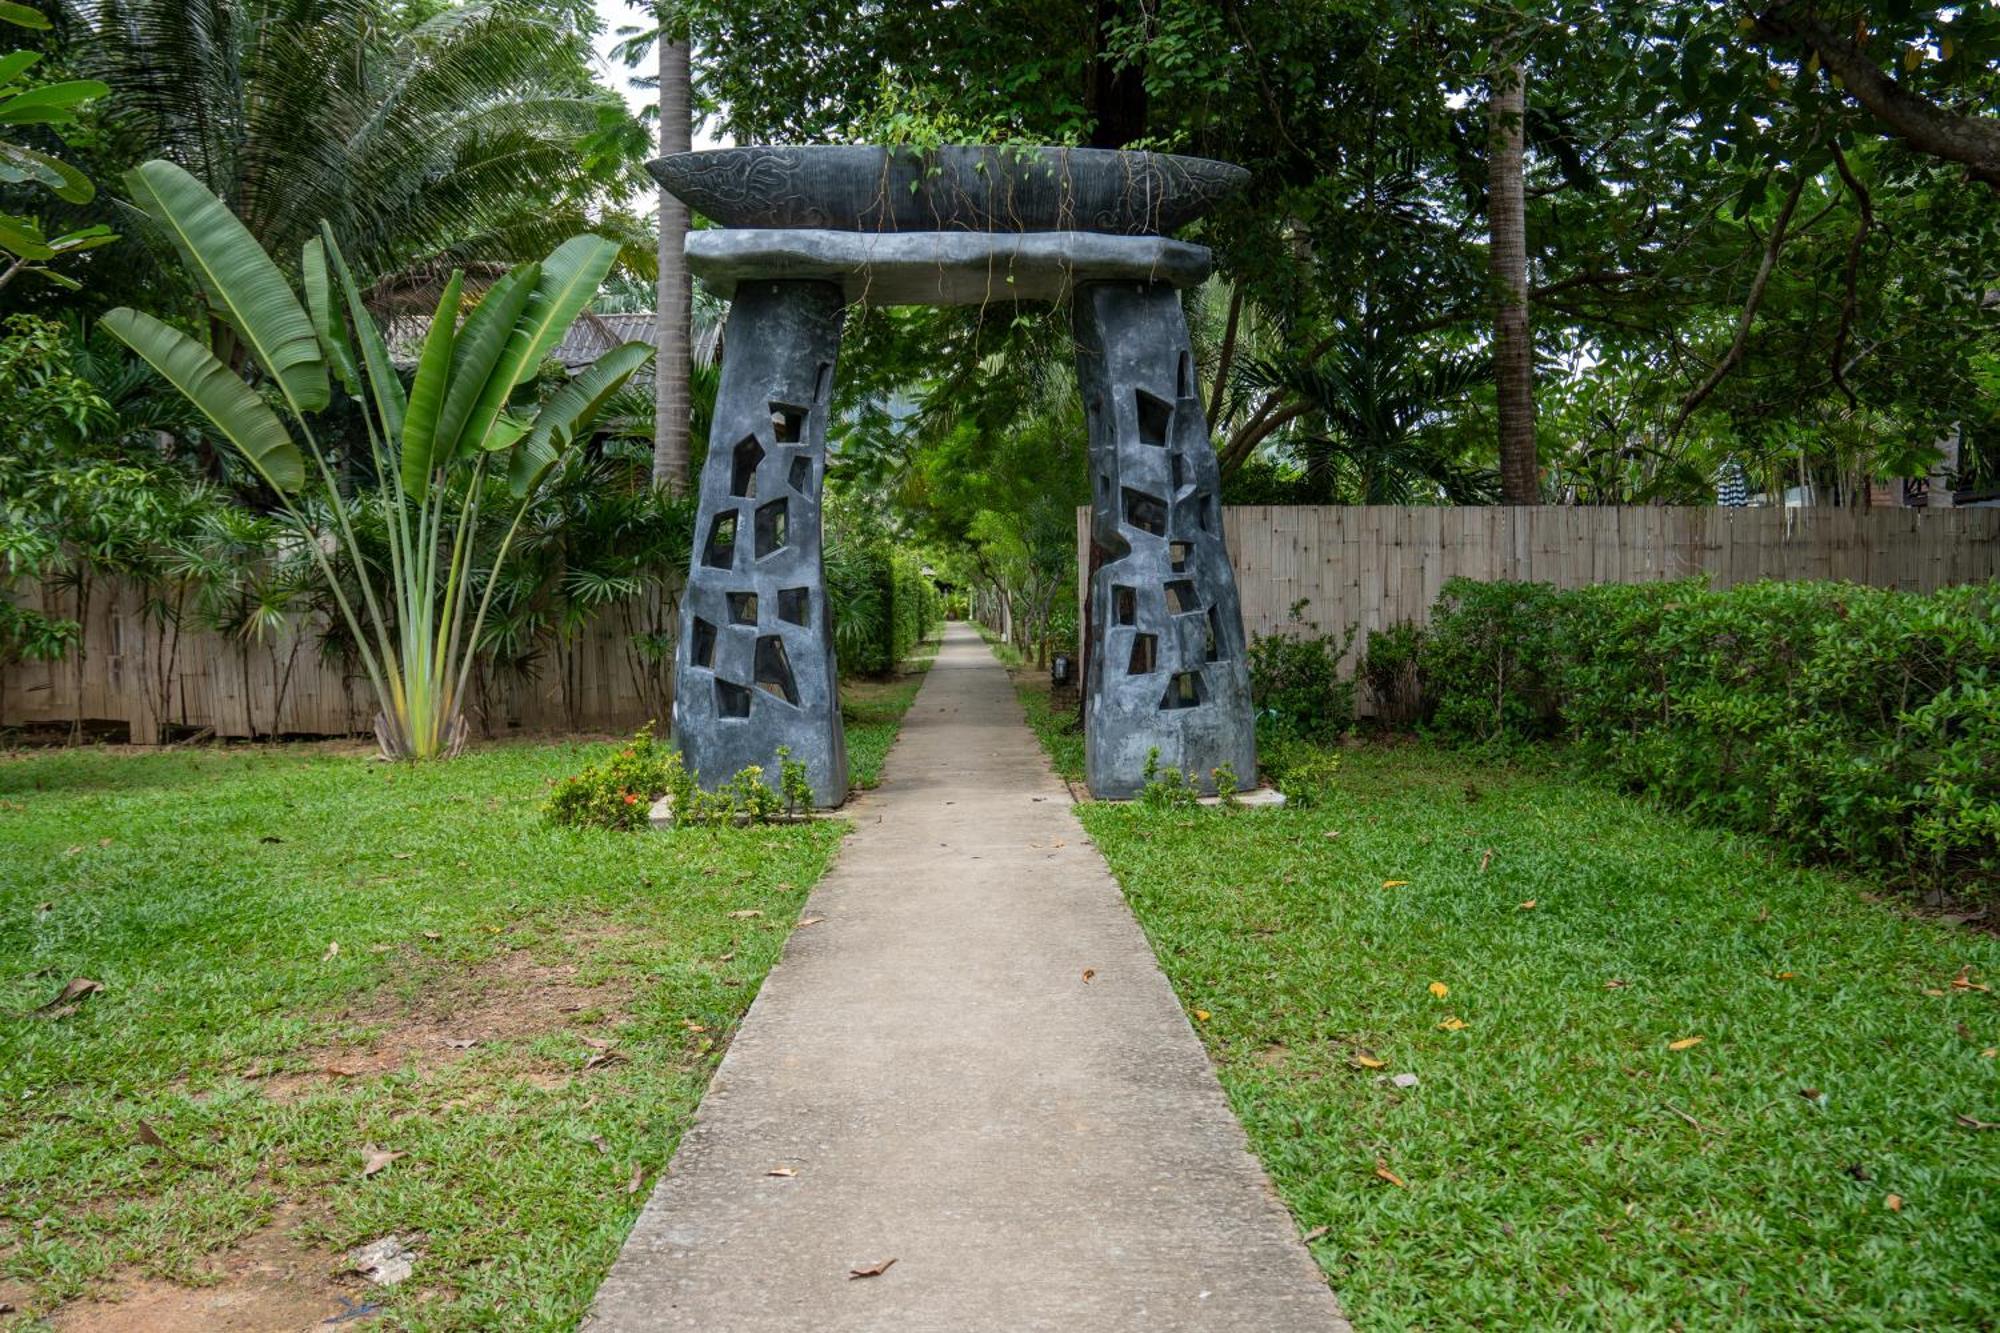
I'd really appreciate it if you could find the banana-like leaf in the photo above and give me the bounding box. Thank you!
[449,236,617,474]
[0,51,39,83]
[302,238,357,395]
[126,160,328,413]
[432,263,534,462]
[509,340,654,496]
[0,2,52,29]
[320,224,405,443]
[0,142,92,202]
[400,270,463,501]
[100,308,305,493]
[0,78,107,124]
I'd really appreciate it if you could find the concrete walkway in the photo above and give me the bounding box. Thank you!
[588,624,1348,1331]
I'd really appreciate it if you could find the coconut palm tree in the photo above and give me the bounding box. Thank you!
[66,0,651,300]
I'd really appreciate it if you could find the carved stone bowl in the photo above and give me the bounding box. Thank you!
[647,145,1248,236]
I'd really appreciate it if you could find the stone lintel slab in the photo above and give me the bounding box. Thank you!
[686,229,1212,307]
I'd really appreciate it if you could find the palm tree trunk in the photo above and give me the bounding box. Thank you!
[1488,58,1537,505]
[652,21,692,493]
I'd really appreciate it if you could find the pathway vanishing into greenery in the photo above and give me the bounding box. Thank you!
[591,624,1345,1330]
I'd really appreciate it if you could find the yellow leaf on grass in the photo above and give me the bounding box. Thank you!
[1374,1159,1406,1188]
[1352,1053,1387,1070]
[1382,880,1410,889]
[1428,981,1450,999]
[1193,1010,1211,1022]
[1437,1016,1466,1031]
[1667,1036,1703,1051]
[1885,1193,1903,1212]
[1980,1048,1997,1059]
[1518,899,1537,910]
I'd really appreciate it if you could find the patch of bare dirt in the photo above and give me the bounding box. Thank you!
[256,929,632,1100]
[39,1204,377,1332]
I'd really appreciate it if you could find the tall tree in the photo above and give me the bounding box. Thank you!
[652,8,691,493]
[1489,54,1537,504]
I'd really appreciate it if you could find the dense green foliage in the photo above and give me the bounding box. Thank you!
[1248,606,1358,744]
[1417,576,2000,884]
[825,536,943,677]
[1077,742,2000,1330]
[542,724,680,831]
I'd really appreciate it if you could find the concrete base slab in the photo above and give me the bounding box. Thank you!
[589,624,1346,1331]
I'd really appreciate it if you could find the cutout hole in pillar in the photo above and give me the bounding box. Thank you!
[1112,584,1136,625]
[777,586,811,626]
[1122,487,1167,538]
[691,617,717,668]
[730,436,764,497]
[1159,670,1206,710]
[1127,633,1157,675]
[727,591,757,625]
[1194,493,1214,533]
[1178,351,1193,398]
[754,635,800,706]
[1205,606,1225,662]
[755,498,789,559]
[716,678,752,719]
[703,512,738,569]
[814,363,832,402]
[1169,541,1192,573]
[1135,389,1172,447]
[1170,451,1185,491]
[1165,579,1198,615]
[788,454,813,493]
[770,403,806,444]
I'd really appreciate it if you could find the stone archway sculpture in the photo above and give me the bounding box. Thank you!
[648,145,1256,804]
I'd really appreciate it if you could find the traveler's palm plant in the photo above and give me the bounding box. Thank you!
[102,160,652,758]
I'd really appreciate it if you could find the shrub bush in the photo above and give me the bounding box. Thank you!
[1359,620,1426,728]
[1418,576,2000,885]
[543,724,678,831]
[1259,735,1342,808]
[1248,601,1356,743]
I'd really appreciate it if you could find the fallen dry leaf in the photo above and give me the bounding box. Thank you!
[442,1038,477,1050]
[582,1050,627,1072]
[1193,1009,1212,1022]
[392,852,414,860]
[1428,981,1450,999]
[1301,1225,1329,1242]
[1799,1087,1823,1101]
[422,931,442,941]
[1437,1016,1466,1031]
[1373,1159,1406,1188]
[1950,970,1990,993]
[797,916,826,928]
[321,941,340,962]
[1982,1048,1998,1060]
[1885,1193,1903,1212]
[1604,979,1628,989]
[1667,1036,1704,1051]
[767,1166,798,1177]
[1081,968,1095,984]
[360,1144,404,1178]
[1382,879,1410,889]
[578,1035,615,1051]
[626,1163,645,1194]
[1322,830,1341,840]
[37,977,103,1012]
[1775,971,1798,980]
[1518,899,1537,911]
[135,1120,174,1153]
[849,1258,897,1279]
[1478,849,1494,873]
[728,910,763,920]
[1923,988,1946,997]
[1955,1114,1998,1131]
[1351,1053,1387,1070]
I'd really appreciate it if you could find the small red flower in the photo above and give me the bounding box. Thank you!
[623,792,639,805]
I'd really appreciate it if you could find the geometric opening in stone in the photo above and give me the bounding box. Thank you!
[755,497,789,559]
[1205,605,1225,662]
[788,454,813,493]
[1170,451,1185,492]
[1169,541,1192,573]
[754,634,800,706]
[770,402,806,444]
[1122,487,1167,538]
[730,435,764,497]
[1195,493,1214,533]
[1165,579,1198,615]
[1159,670,1205,710]
[716,677,752,719]
[814,363,832,403]
[691,616,717,668]
[703,511,738,569]
[1135,388,1171,447]
[1112,584,1136,626]
[1178,351,1193,398]
[1127,632,1157,675]
[777,586,811,627]
[727,591,758,625]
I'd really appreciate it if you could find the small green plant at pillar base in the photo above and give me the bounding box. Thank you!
[777,746,814,815]
[1211,763,1240,806]
[543,724,679,831]
[1140,747,1202,809]
[1260,738,1342,809]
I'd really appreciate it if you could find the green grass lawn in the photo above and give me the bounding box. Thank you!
[1008,672,1999,1329]
[842,637,938,790]
[0,662,929,1330]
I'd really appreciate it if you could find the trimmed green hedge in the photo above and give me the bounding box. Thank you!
[826,542,941,676]
[1411,576,2000,884]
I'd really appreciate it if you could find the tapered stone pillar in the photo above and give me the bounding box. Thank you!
[1074,281,1256,798]
[673,280,848,806]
